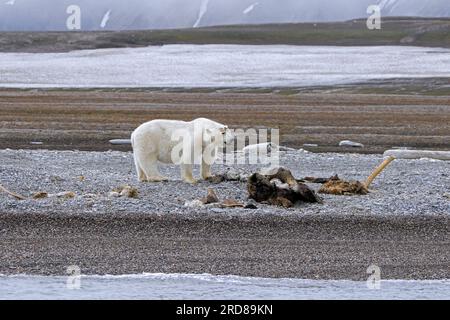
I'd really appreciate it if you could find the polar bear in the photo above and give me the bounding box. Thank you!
[131,118,233,183]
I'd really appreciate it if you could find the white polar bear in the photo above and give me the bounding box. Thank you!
[131,118,233,183]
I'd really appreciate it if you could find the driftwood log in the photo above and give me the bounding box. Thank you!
[0,184,27,200]
[247,167,321,207]
[384,150,450,161]
[109,139,132,145]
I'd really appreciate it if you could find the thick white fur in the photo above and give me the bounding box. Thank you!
[131,118,232,183]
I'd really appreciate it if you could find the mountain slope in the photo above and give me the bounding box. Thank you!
[0,0,449,31]
[379,0,450,17]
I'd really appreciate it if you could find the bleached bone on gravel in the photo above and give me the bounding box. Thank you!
[384,150,450,161]
[109,139,132,145]
[339,140,364,148]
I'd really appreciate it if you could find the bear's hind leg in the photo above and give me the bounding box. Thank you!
[138,153,168,182]
[133,154,147,182]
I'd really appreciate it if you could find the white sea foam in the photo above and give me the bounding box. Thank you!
[0,273,449,300]
[0,45,449,88]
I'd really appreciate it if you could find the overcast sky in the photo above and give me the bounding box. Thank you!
[1,0,449,31]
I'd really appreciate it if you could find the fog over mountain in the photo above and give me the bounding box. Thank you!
[1,0,449,31]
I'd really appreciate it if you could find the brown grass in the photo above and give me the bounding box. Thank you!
[0,89,449,153]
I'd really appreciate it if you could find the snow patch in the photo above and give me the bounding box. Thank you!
[193,0,209,28]
[243,2,259,15]
[100,10,111,29]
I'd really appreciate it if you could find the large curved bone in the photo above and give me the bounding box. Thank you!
[0,184,27,200]
[365,156,395,189]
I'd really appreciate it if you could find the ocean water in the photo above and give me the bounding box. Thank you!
[0,273,448,300]
[0,45,449,88]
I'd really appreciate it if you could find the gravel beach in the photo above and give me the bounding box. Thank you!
[0,149,448,279]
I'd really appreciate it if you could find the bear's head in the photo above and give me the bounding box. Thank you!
[204,125,234,147]
[194,118,234,147]
[218,125,235,145]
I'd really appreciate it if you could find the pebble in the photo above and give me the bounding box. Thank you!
[339,140,364,148]
[184,200,204,208]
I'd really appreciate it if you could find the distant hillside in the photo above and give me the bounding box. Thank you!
[0,18,449,53]
[0,0,449,31]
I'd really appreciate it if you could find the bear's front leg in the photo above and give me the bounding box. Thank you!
[201,159,212,180]
[181,163,197,184]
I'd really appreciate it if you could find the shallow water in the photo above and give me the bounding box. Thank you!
[0,45,449,88]
[0,273,448,300]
